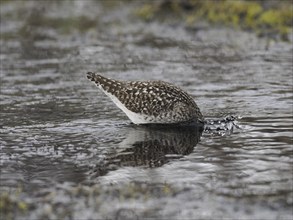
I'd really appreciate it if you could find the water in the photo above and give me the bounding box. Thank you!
[0,1,292,219]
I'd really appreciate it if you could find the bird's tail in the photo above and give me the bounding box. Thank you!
[86,72,123,93]
[86,72,102,84]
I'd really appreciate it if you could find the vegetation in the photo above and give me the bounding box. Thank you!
[135,0,293,41]
[0,182,175,219]
[0,189,29,220]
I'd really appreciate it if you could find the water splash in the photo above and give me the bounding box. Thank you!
[204,115,242,135]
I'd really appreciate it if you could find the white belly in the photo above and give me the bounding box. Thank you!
[101,87,151,124]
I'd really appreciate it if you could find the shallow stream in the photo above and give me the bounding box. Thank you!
[0,1,292,219]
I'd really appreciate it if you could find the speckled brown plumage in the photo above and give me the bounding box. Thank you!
[86,72,204,124]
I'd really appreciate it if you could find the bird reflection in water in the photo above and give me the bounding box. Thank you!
[91,124,203,178]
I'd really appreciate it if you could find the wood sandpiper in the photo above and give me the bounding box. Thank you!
[86,72,204,125]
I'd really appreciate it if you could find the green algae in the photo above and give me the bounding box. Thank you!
[136,4,158,21]
[0,191,29,220]
[0,182,176,220]
[135,0,293,41]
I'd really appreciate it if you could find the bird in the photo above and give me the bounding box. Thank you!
[86,72,204,125]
